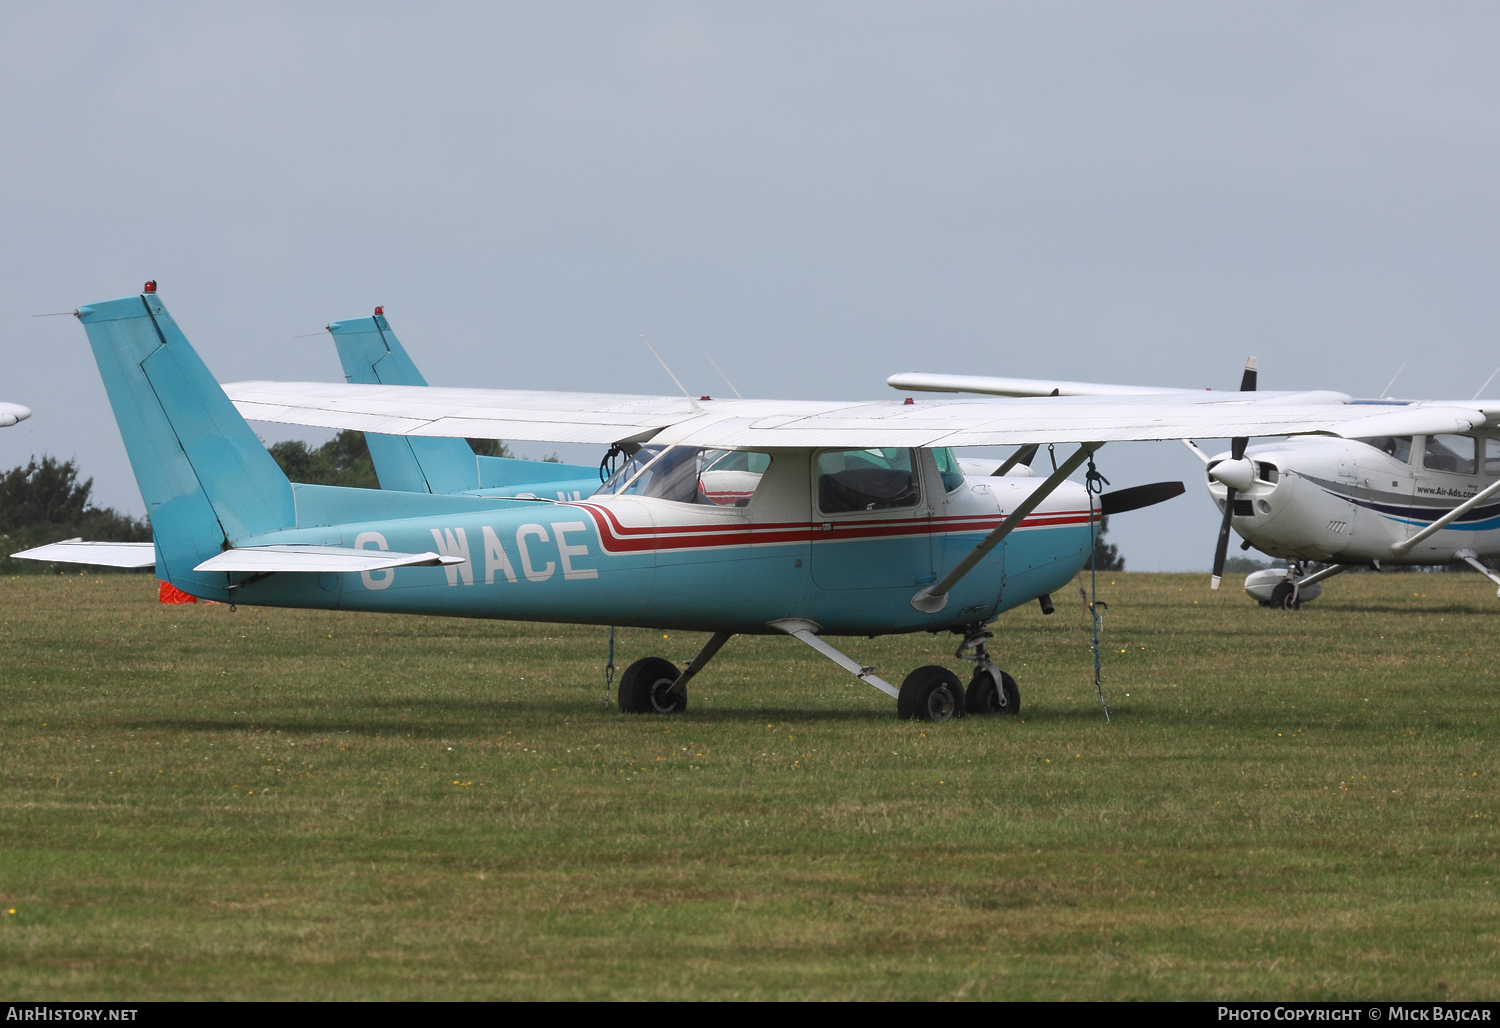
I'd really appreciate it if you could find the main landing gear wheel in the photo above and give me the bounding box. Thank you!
[897,665,966,722]
[965,667,1020,716]
[1270,581,1300,610]
[617,656,687,714]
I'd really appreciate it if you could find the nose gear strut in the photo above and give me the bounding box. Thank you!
[954,624,1018,715]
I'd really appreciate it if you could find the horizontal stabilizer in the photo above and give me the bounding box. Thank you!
[11,539,156,568]
[193,545,463,574]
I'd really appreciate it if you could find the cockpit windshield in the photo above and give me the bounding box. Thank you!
[1354,436,1412,463]
[593,446,772,506]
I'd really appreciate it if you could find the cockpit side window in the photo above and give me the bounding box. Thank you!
[1354,436,1412,463]
[817,448,921,514]
[1423,434,1477,476]
[593,445,771,506]
[1486,438,1500,478]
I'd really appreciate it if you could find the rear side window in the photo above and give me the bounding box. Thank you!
[817,448,921,514]
[1423,435,1476,476]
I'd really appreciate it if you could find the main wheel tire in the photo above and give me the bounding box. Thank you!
[965,668,1021,716]
[618,656,687,714]
[897,665,966,722]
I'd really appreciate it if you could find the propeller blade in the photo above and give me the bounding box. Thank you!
[1210,436,1250,589]
[991,443,1040,476]
[1211,357,1256,587]
[1240,356,1257,392]
[1211,486,1237,589]
[1100,481,1186,516]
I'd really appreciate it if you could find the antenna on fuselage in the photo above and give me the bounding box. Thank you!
[641,336,701,411]
[1473,365,1500,401]
[1380,362,1406,399]
[707,355,744,399]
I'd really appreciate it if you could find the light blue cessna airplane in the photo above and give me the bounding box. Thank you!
[22,285,1491,720]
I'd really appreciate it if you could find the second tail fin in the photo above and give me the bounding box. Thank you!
[329,314,481,493]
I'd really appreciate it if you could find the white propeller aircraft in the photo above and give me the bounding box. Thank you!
[15,284,1496,721]
[889,363,1500,608]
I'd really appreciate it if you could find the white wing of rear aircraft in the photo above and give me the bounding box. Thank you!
[222,380,1488,448]
[885,372,1199,397]
[0,402,32,427]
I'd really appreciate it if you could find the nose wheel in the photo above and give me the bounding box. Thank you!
[965,666,1020,715]
[953,625,1021,716]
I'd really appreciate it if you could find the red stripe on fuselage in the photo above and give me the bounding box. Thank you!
[564,502,1096,555]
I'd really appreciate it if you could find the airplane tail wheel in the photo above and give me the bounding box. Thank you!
[897,665,966,722]
[1270,581,1300,610]
[966,668,1021,716]
[618,656,687,714]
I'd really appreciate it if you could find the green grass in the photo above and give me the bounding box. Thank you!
[0,570,1496,1000]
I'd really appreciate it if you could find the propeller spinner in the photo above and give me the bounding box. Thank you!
[1209,356,1257,589]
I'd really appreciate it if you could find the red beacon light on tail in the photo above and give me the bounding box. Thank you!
[374,306,383,315]
[143,281,157,294]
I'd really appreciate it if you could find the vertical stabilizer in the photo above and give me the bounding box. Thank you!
[76,292,296,593]
[329,314,480,493]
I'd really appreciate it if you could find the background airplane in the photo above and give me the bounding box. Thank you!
[0,402,31,427]
[18,287,1492,721]
[889,365,1500,607]
[325,307,600,501]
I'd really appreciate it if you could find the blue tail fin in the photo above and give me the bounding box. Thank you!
[329,314,480,493]
[77,292,295,593]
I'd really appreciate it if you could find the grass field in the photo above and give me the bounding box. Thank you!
[0,570,1496,1000]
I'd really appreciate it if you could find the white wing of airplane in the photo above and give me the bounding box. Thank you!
[885,372,1200,397]
[222,380,1488,448]
[0,402,32,427]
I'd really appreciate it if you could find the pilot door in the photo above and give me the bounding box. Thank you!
[1411,433,1486,549]
[809,447,935,590]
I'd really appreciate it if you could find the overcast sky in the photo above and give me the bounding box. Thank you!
[4,2,1498,570]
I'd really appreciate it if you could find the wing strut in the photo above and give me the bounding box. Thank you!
[912,442,1103,614]
[1389,478,1500,557]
